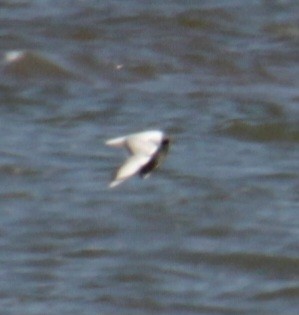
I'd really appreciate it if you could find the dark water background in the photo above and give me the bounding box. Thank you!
[0,1,299,314]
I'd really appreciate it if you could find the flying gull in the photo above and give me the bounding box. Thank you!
[105,130,170,188]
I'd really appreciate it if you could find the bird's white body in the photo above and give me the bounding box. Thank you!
[105,130,169,188]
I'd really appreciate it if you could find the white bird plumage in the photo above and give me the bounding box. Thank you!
[105,130,170,188]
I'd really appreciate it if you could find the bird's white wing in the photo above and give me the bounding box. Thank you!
[126,131,163,155]
[130,130,163,140]
[109,154,151,188]
[105,136,127,148]
[126,138,159,156]
[106,130,163,154]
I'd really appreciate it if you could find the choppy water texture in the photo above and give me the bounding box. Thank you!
[0,1,299,314]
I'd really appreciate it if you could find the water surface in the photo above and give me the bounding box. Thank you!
[0,1,298,314]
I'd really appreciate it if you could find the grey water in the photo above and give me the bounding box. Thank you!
[0,1,299,314]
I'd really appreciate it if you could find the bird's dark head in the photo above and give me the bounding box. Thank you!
[162,137,170,146]
[160,136,170,155]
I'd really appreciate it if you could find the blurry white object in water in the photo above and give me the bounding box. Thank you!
[105,130,170,188]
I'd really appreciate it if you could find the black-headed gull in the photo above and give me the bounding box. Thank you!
[105,130,170,188]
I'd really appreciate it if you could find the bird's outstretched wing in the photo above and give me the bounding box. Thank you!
[105,136,127,148]
[106,130,163,156]
[109,154,151,188]
[125,138,159,156]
